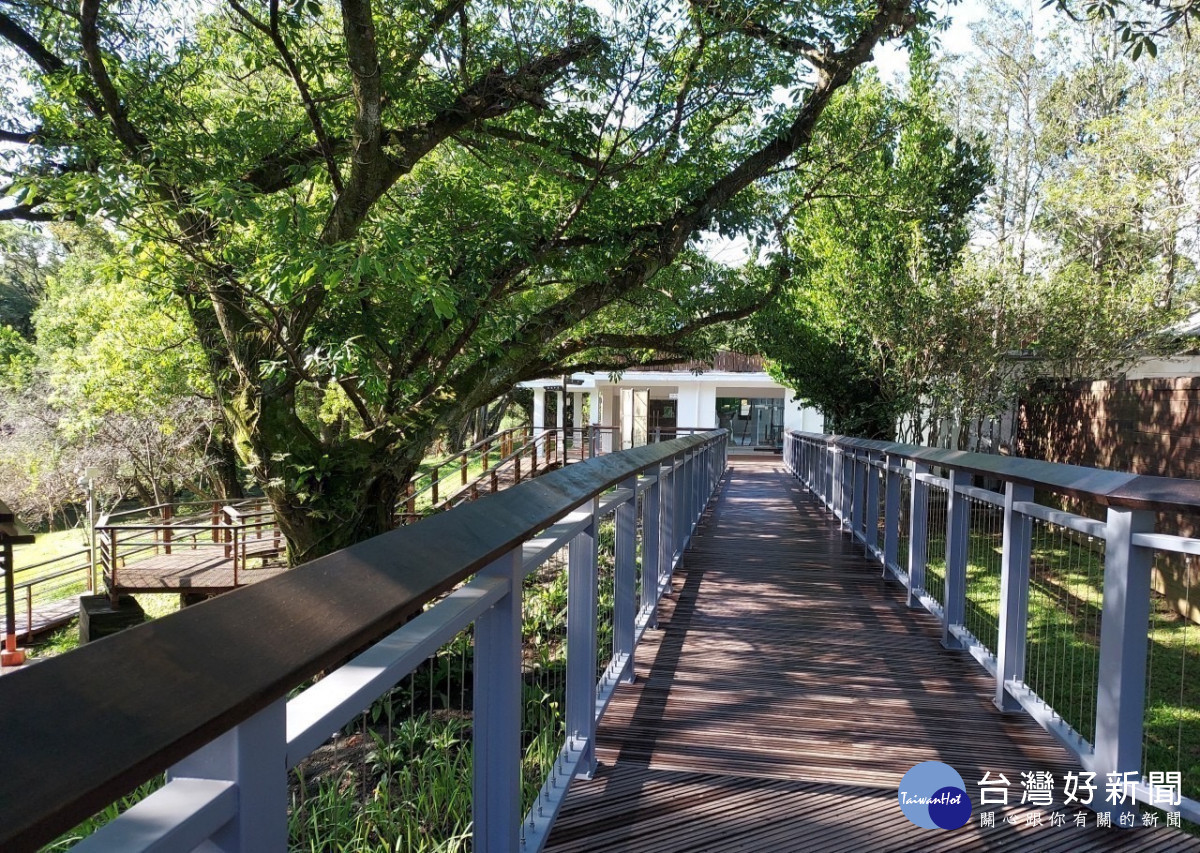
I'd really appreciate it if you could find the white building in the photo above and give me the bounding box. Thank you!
[520,354,823,453]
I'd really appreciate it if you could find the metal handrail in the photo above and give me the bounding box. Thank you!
[0,431,728,851]
[784,429,1200,824]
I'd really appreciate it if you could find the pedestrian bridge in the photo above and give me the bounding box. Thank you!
[0,431,1197,851]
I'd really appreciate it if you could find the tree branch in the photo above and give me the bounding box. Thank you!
[689,0,830,67]
[490,0,915,386]
[324,0,386,243]
[0,11,105,117]
[0,11,67,73]
[0,203,64,222]
[476,124,608,172]
[556,296,773,361]
[394,0,467,86]
[79,0,149,153]
[0,127,42,145]
[226,0,345,193]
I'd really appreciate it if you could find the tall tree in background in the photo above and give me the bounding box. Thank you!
[939,4,1196,415]
[0,223,60,336]
[0,227,241,526]
[1,0,924,560]
[754,49,990,438]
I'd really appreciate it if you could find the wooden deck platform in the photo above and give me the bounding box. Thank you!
[111,552,286,594]
[1,595,81,642]
[544,458,1200,852]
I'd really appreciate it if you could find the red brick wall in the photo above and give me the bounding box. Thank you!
[1018,376,1200,478]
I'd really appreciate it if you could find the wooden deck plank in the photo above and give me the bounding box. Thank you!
[111,552,287,593]
[544,458,1200,852]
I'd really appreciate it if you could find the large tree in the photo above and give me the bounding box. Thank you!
[1,0,923,560]
[753,49,991,438]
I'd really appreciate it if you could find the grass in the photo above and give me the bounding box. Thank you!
[27,593,181,661]
[11,529,91,585]
[919,507,1200,810]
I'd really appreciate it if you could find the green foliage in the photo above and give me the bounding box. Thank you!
[0,223,60,337]
[1044,0,1200,59]
[759,8,1198,444]
[0,226,235,524]
[755,53,991,437]
[1,0,925,559]
[31,228,211,435]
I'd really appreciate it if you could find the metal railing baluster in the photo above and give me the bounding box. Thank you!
[942,469,971,650]
[996,481,1034,712]
[474,549,523,853]
[614,475,637,684]
[566,498,599,780]
[1094,506,1155,824]
[907,462,929,609]
[166,698,288,852]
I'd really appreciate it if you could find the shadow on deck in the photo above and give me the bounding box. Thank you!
[544,458,1200,852]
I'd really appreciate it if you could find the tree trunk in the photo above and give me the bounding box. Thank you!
[269,465,411,565]
[209,433,245,502]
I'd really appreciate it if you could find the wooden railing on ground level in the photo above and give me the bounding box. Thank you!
[785,430,1200,824]
[0,548,91,639]
[0,431,728,852]
[97,499,281,601]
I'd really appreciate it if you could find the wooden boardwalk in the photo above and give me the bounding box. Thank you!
[1,595,81,641]
[112,552,286,593]
[544,458,1200,852]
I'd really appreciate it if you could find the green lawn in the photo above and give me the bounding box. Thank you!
[11,529,91,584]
[920,513,1199,806]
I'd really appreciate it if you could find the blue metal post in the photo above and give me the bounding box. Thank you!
[566,499,599,778]
[883,459,901,577]
[168,699,287,852]
[865,453,880,555]
[839,448,852,527]
[674,453,687,560]
[995,482,1033,711]
[1095,507,1155,824]
[907,462,930,608]
[942,469,971,650]
[614,476,637,683]
[642,465,661,630]
[850,451,865,543]
[473,549,522,853]
[661,456,675,576]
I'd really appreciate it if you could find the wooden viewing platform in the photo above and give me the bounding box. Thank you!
[544,458,1200,852]
[99,501,285,600]
[108,553,287,594]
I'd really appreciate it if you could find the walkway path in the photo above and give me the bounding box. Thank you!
[544,458,1199,852]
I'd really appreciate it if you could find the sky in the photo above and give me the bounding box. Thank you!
[701,0,1005,267]
[876,0,990,81]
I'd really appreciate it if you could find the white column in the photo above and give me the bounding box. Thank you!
[600,389,617,453]
[697,382,717,428]
[555,390,564,431]
[675,385,701,429]
[571,392,583,430]
[533,388,546,431]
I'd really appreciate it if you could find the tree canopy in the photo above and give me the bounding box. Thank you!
[756,4,1199,446]
[2,0,925,558]
[753,49,991,438]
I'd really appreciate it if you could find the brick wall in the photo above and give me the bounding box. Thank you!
[1017,376,1200,622]
[1018,376,1200,477]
